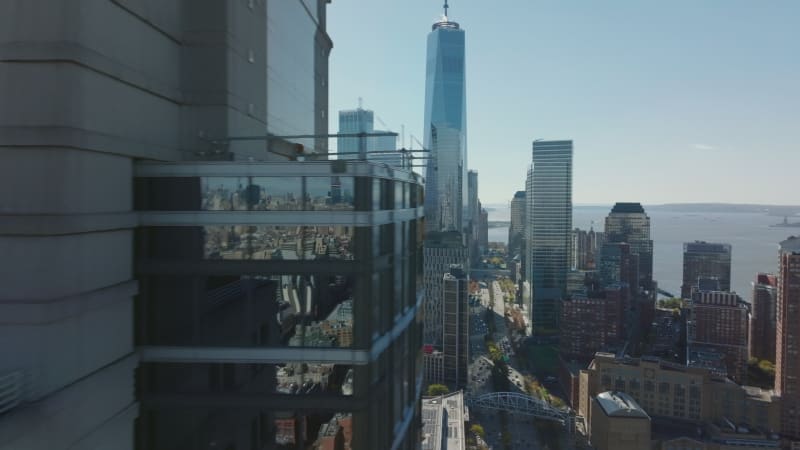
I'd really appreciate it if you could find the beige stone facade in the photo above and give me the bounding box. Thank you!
[579,353,779,433]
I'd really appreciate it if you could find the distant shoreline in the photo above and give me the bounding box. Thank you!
[483,202,800,216]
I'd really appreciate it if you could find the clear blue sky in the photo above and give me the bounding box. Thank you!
[327,1,799,205]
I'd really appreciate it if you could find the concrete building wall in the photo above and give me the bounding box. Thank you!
[0,1,306,448]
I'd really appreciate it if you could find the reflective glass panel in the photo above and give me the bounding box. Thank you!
[250,177,303,210]
[203,225,354,261]
[201,177,250,210]
[141,273,357,348]
[307,177,355,211]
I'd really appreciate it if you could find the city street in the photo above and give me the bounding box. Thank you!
[466,279,566,449]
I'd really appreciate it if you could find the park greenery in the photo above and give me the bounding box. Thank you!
[485,338,511,391]
[658,297,684,310]
[469,424,485,439]
[426,384,449,396]
[498,277,517,302]
[748,358,776,388]
[524,376,565,408]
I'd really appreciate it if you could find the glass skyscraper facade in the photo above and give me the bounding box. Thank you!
[681,241,732,299]
[135,160,425,450]
[525,140,573,334]
[423,15,467,233]
[604,203,654,293]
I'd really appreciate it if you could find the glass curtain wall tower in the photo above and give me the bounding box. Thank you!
[423,11,467,233]
[525,140,573,334]
[604,203,654,293]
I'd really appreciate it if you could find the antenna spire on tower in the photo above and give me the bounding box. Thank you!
[443,0,449,17]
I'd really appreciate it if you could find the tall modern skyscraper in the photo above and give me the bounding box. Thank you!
[604,203,654,292]
[467,170,480,263]
[776,236,800,440]
[423,6,467,233]
[749,273,778,362]
[681,241,732,299]
[525,140,573,334]
[509,190,526,254]
[337,106,402,168]
[442,266,469,388]
[572,227,605,270]
[423,232,468,345]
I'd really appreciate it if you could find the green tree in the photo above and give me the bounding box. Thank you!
[501,431,512,448]
[469,424,486,439]
[427,384,449,396]
[658,298,684,310]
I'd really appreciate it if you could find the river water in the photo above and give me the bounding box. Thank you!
[486,204,793,301]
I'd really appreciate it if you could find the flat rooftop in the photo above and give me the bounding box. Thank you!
[595,391,649,419]
[421,390,468,450]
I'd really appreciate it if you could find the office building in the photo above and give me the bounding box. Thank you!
[467,171,479,229]
[135,160,424,450]
[479,207,489,252]
[749,273,778,362]
[421,391,468,450]
[423,349,445,386]
[560,288,622,361]
[442,266,469,388]
[776,236,800,440]
[687,291,749,383]
[525,140,573,334]
[681,241,732,299]
[509,190,526,254]
[422,8,467,233]
[599,242,635,311]
[467,170,480,263]
[588,391,651,450]
[423,232,468,345]
[579,353,780,433]
[572,227,605,270]
[337,107,403,168]
[0,2,425,449]
[0,1,322,448]
[604,203,654,292]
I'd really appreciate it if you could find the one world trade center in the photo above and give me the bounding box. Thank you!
[423,2,467,233]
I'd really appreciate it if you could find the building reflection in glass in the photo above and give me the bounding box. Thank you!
[200,177,355,211]
[203,225,354,261]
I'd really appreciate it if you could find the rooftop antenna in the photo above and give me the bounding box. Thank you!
[358,97,363,110]
[443,0,449,17]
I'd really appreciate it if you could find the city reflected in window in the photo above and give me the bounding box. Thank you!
[203,225,354,261]
[200,176,355,211]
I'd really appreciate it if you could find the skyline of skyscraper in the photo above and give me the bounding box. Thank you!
[525,140,573,334]
[423,10,468,233]
[3,2,796,449]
